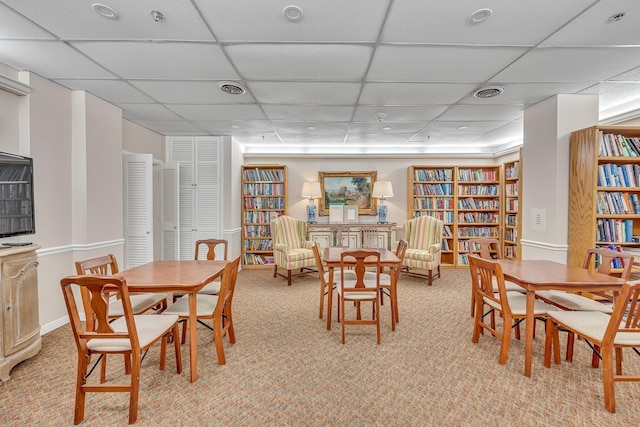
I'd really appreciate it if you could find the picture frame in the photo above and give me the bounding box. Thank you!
[344,205,358,223]
[318,171,377,216]
[329,204,344,224]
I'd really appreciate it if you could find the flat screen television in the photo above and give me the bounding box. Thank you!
[0,151,35,239]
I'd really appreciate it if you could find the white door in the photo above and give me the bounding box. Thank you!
[159,163,180,260]
[122,153,153,269]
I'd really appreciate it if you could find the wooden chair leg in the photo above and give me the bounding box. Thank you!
[74,353,90,425]
[181,320,188,345]
[273,264,278,278]
[602,344,616,413]
[566,332,575,362]
[213,316,226,365]
[287,270,292,286]
[128,353,141,424]
[592,345,602,368]
[173,324,182,374]
[319,281,326,319]
[225,306,236,344]
[428,269,433,286]
[159,335,167,370]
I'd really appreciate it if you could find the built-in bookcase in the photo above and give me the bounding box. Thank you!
[241,165,287,268]
[408,166,455,267]
[503,157,521,260]
[408,165,501,267]
[568,126,640,269]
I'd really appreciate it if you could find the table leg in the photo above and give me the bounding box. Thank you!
[189,292,198,382]
[326,266,334,330]
[524,290,535,377]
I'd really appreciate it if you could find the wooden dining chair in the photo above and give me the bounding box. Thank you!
[312,243,356,320]
[337,249,382,344]
[173,239,229,302]
[544,280,640,413]
[60,274,182,425]
[469,255,558,367]
[536,247,634,363]
[161,256,241,365]
[369,240,407,329]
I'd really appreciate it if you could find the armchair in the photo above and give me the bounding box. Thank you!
[401,215,443,286]
[272,215,317,286]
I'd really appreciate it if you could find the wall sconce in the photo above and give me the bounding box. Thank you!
[301,181,321,223]
[372,181,394,224]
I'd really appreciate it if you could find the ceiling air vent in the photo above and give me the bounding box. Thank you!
[473,85,505,99]
[218,81,247,95]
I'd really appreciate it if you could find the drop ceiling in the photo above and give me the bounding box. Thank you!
[1,0,640,156]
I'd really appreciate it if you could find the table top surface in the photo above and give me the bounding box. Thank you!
[323,247,400,264]
[119,260,227,292]
[496,259,625,290]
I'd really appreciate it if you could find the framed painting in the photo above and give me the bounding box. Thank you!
[318,171,377,216]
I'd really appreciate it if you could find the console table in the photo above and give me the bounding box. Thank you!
[307,223,397,250]
[0,244,41,382]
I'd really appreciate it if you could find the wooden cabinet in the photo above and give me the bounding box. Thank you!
[1,245,41,382]
[408,165,501,267]
[568,126,640,268]
[166,136,222,260]
[307,223,396,250]
[503,158,521,260]
[407,166,455,267]
[241,165,287,268]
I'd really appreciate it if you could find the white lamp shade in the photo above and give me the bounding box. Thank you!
[301,181,322,199]
[372,181,393,198]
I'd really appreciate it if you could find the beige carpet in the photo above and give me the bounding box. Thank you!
[1,267,639,426]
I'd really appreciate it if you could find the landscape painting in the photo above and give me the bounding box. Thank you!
[318,171,377,216]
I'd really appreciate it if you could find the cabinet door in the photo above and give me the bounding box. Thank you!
[122,153,153,268]
[158,163,179,261]
[309,231,333,250]
[2,252,39,356]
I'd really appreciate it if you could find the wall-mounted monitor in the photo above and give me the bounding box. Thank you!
[0,151,35,239]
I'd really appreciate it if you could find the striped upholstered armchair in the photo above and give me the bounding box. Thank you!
[272,215,317,286]
[402,215,443,286]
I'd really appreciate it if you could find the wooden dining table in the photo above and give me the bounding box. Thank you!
[119,260,228,382]
[496,259,626,377]
[323,247,402,330]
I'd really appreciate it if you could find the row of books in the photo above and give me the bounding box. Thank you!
[243,197,287,209]
[596,218,635,243]
[504,162,520,179]
[457,227,499,237]
[457,185,499,196]
[242,183,285,196]
[413,210,455,223]
[598,132,640,157]
[243,239,273,251]
[505,183,519,196]
[413,169,452,182]
[504,246,518,259]
[243,254,274,265]
[0,218,33,232]
[0,166,31,182]
[0,183,31,198]
[242,168,285,182]
[506,199,519,211]
[457,169,498,182]
[597,163,640,187]
[244,225,272,237]
[243,211,282,224]
[413,183,453,195]
[596,191,640,215]
[505,229,518,242]
[458,197,500,209]
[441,239,450,251]
[458,212,498,223]
[413,197,452,209]
[505,214,518,226]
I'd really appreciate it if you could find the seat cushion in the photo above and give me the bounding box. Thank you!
[198,281,221,295]
[285,248,314,262]
[404,248,434,262]
[337,279,378,300]
[548,310,640,346]
[87,314,178,352]
[484,292,557,315]
[109,293,168,317]
[492,277,523,293]
[535,290,613,313]
[162,294,218,317]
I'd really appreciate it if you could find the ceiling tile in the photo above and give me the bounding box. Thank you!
[226,44,372,80]
[353,106,446,122]
[425,121,509,133]
[438,105,523,121]
[262,105,354,121]
[194,0,388,42]
[167,104,267,121]
[130,80,255,104]
[54,79,154,104]
[131,120,205,133]
[193,120,274,134]
[271,121,350,134]
[359,83,477,105]
[116,103,183,120]
[248,82,361,105]
[368,45,527,82]
[348,123,424,133]
[72,41,238,80]
[459,82,594,105]
[0,3,55,39]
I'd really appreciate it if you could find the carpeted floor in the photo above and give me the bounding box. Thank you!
[1,267,639,426]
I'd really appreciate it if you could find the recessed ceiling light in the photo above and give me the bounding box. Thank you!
[469,8,492,23]
[382,126,392,131]
[231,125,240,129]
[218,81,247,95]
[283,5,303,22]
[608,12,626,22]
[92,3,118,19]
[307,126,316,130]
[458,126,468,130]
[473,85,505,99]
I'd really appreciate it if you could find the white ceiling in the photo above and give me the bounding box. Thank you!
[1,0,640,156]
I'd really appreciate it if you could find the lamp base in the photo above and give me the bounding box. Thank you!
[377,201,388,224]
[306,202,317,223]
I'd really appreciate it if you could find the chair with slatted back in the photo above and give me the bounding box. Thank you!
[186,239,229,297]
[60,274,182,424]
[337,249,382,344]
[544,280,640,413]
[162,256,241,365]
[361,228,380,248]
[367,240,407,329]
[536,247,634,364]
[312,243,357,320]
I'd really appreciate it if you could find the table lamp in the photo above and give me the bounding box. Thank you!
[372,181,393,223]
[301,181,321,223]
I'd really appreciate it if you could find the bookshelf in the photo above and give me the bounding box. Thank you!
[503,157,521,260]
[456,166,501,266]
[568,126,640,269]
[241,165,287,268]
[407,165,501,267]
[407,166,455,267]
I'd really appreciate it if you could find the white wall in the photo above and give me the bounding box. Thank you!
[123,119,164,161]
